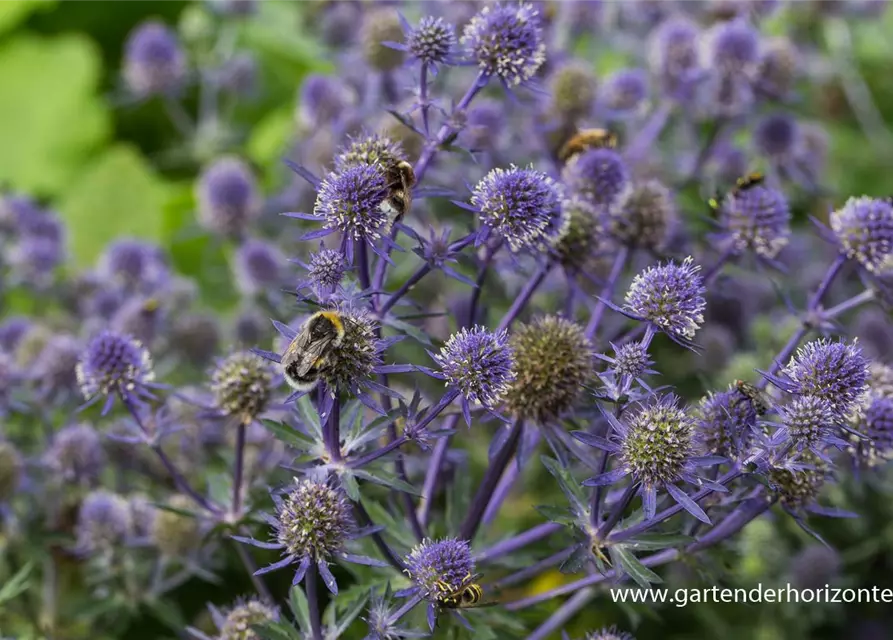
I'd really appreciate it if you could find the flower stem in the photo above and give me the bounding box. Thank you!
[417,414,459,527]
[474,522,562,564]
[305,563,323,640]
[379,264,432,315]
[687,494,774,553]
[596,481,639,539]
[823,288,874,320]
[701,243,736,286]
[326,392,341,462]
[386,593,424,627]
[525,588,597,640]
[358,240,372,292]
[492,546,577,589]
[232,534,273,602]
[496,261,552,333]
[352,500,406,572]
[467,240,502,328]
[348,436,409,469]
[232,421,246,517]
[585,246,630,339]
[420,62,430,137]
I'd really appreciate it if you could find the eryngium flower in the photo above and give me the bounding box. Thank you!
[696,387,756,459]
[405,537,474,600]
[866,396,893,455]
[314,164,390,243]
[334,133,406,171]
[718,183,790,258]
[98,239,170,293]
[504,317,594,423]
[76,330,155,409]
[701,18,760,73]
[0,441,23,501]
[754,113,798,159]
[606,179,676,251]
[561,148,630,209]
[586,627,635,640]
[277,479,352,560]
[779,395,839,453]
[210,351,273,424]
[433,326,515,415]
[405,16,456,66]
[233,238,285,296]
[756,37,798,99]
[623,257,706,343]
[471,165,564,252]
[45,423,105,485]
[551,197,605,273]
[647,16,702,102]
[76,490,133,552]
[549,62,598,118]
[298,247,348,296]
[461,2,546,87]
[767,455,826,510]
[151,494,202,557]
[361,9,405,71]
[317,306,381,393]
[219,599,278,640]
[0,316,31,354]
[600,68,649,115]
[770,339,869,420]
[830,196,893,273]
[123,21,186,96]
[296,75,355,129]
[30,333,81,400]
[196,157,262,237]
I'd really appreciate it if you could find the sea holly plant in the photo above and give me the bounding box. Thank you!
[3,2,893,640]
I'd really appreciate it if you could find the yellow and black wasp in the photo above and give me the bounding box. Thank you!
[557,128,618,164]
[732,379,771,416]
[708,171,766,211]
[434,573,497,610]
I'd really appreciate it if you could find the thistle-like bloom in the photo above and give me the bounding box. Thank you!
[313,164,390,259]
[0,316,31,354]
[123,21,186,96]
[469,165,563,252]
[97,239,170,293]
[755,37,798,99]
[76,330,155,413]
[701,18,760,74]
[431,326,515,424]
[754,113,799,160]
[209,351,273,424]
[233,238,285,296]
[238,478,385,594]
[717,183,791,259]
[606,179,676,251]
[561,148,630,209]
[151,494,202,557]
[696,387,756,460]
[396,15,457,67]
[296,74,355,130]
[866,396,893,456]
[576,395,721,523]
[763,339,869,420]
[361,8,405,72]
[295,246,349,299]
[405,537,474,601]
[550,197,606,274]
[334,133,406,171]
[461,2,546,87]
[45,423,105,486]
[549,62,598,118]
[29,333,81,401]
[76,490,133,553]
[413,227,475,286]
[599,68,649,116]
[776,395,844,455]
[648,17,703,103]
[621,257,706,347]
[830,196,893,273]
[0,441,23,502]
[766,454,826,512]
[596,340,658,398]
[196,157,262,238]
[504,317,594,423]
[216,599,279,640]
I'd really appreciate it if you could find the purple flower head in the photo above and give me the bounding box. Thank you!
[766,453,826,511]
[461,2,546,87]
[597,340,658,396]
[405,537,474,600]
[209,350,273,424]
[647,16,702,102]
[470,165,564,252]
[76,490,133,553]
[334,132,406,171]
[561,148,630,209]
[702,18,760,73]
[433,326,515,414]
[314,164,390,245]
[297,246,349,299]
[98,239,170,293]
[233,238,285,296]
[866,396,893,455]
[549,62,598,118]
[600,68,649,116]
[697,387,756,460]
[718,184,791,259]
[76,330,155,410]
[830,196,893,274]
[218,53,257,97]
[276,479,353,560]
[756,37,798,99]
[551,196,605,273]
[196,157,262,238]
[111,296,164,347]
[754,113,799,159]
[768,339,869,420]
[586,627,635,640]
[123,21,186,96]
[361,8,405,71]
[0,317,31,354]
[404,15,457,66]
[7,236,64,286]
[607,179,676,251]
[0,441,23,502]
[623,257,706,343]
[45,423,105,486]
[297,74,355,129]
[779,395,840,454]
[216,599,279,640]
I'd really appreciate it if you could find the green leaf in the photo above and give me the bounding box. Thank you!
[625,533,693,551]
[361,497,418,550]
[382,315,433,346]
[142,597,187,632]
[332,590,369,636]
[342,472,361,501]
[247,107,295,169]
[58,145,170,266]
[609,546,663,589]
[353,468,421,497]
[288,585,311,634]
[534,504,576,526]
[261,419,317,451]
[540,456,587,515]
[207,472,232,508]
[0,562,32,605]
[0,34,109,196]
[256,621,302,640]
[296,394,323,440]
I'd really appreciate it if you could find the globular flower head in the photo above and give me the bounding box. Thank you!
[866,396,893,455]
[702,18,760,73]
[405,16,456,66]
[551,197,606,273]
[275,479,353,561]
[151,494,202,557]
[830,196,893,273]
[303,247,348,296]
[233,238,285,296]
[123,21,186,96]
[335,133,405,171]
[561,148,630,209]
[779,339,869,420]
[697,387,756,459]
[361,8,405,71]
[461,2,546,87]
[756,37,798,99]
[754,113,799,159]
[433,326,515,409]
[168,313,221,367]
[219,53,257,97]
[780,395,837,452]
[549,62,598,118]
[600,68,649,115]
[45,423,105,486]
[210,351,273,423]
[98,239,170,293]
[623,257,706,342]
[471,165,564,252]
[297,74,355,130]
[405,537,474,601]
[314,164,390,242]
[128,494,157,538]
[76,490,133,552]
[111,296,164,347]
[767,454,826,510]
[315,305,382,394]
[29,333,81,400]
[648,16,702,102]
[718,183,791,259]
[76,330,155,405]
[218,599,279,640]
[606,179,676,251]
[504,317,594,423]
[0,316,31,354]
[620,394,696,488]
[197,157,262,237]
[0,441,23,502]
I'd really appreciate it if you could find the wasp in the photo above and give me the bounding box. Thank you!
[434,573,496,610]
[708,171,766,212]
[558,128,618,163]
[280,310,345,392]
[733,379,771,416]
[379,159,416,221]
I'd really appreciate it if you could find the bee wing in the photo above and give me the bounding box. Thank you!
[282,331,334,377]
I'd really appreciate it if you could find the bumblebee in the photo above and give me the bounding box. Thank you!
[733,379,771,416]
[558,128,618,163]
[708,172,765,211]
[434,573,495,610]
[280,311,345,391]
[379,159,416,221]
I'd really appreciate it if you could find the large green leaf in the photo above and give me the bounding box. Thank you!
[58,145,170,266]
[0,34,109,195]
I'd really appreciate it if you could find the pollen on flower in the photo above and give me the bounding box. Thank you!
[719,183,791,259]
[210,351,273,423]
[434,326,515,408]
[76,331,154,401]
[624,257,707,340]
[315,164,390,241]
[275,479,353,561]
[782,338,869,420]
[461,2,546,86]
[620,395,696,488]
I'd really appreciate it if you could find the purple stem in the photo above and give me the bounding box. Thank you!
[482,429,542,525]
[418,414,460,527]
[420,62,430,137]
[525,588,597,640]
[348,436,409,469]
[624,103,673,166]
[358,240,372,292]
[474,522,562,564]
[701,243,736,286]
[459,419,525,541]
[466,240,501,328]
[232,422,246,517]
[232,535,273,601]
[352,500,406,571]
[305,563,323,640]
[687,494,774,553]
[585,247,630,339]
[495,261,552,333]
[823,289,875,320]
[596,482,639,539]
[492,546,577,589]
[326,393,341,462]
[386,593,424,627]
[379,264,432,315]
